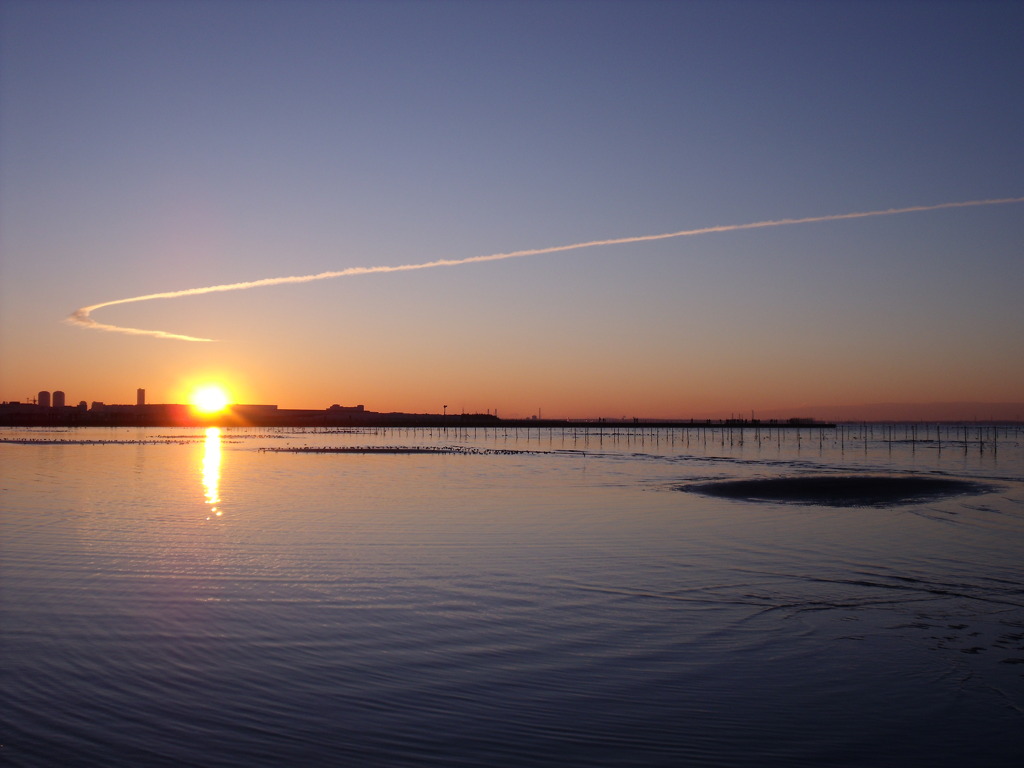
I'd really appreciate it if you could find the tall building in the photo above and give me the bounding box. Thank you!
[38,390,51,408]
[137,388,146,407]
[52,391,66,408]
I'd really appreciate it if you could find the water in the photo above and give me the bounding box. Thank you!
[2,424,1023,767]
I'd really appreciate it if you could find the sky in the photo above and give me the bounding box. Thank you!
[2,0,1022,419]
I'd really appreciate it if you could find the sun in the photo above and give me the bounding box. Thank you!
[191,385,231,414]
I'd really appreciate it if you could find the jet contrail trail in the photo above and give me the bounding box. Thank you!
[67,196,1024,342]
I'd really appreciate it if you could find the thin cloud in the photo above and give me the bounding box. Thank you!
[67,196,1024,342]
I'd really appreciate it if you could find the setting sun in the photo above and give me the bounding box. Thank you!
[191,385,231,414]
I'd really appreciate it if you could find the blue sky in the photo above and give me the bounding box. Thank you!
[2,0,1022,417]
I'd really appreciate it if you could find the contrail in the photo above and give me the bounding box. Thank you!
[67,196,1024,342]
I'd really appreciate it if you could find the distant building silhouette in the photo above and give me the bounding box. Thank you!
[38,390,51,408]
[53,391,66,408]
[137,388,146,407]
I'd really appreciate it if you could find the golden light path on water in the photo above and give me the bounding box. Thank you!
[66,196,1024,342]
[202,427,222,518]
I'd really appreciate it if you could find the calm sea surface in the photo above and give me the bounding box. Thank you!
[3,424,1023,767]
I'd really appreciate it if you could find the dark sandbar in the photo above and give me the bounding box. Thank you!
[683,475,989,507]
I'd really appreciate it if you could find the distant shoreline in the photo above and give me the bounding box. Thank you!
[0,409,836,430]
[7,405,1024,429]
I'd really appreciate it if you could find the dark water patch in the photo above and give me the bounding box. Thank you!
[261,445,538,455]
[681,475,990,507]
[0,437,201,445]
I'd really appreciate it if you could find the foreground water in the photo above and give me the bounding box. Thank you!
[2,424,1023,767]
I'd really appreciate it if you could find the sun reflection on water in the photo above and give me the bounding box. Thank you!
[202,427,222,517]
